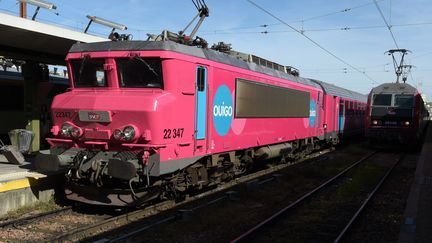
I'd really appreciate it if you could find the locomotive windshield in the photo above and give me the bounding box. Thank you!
[70,58,107,87]
[395,95,414,108]
[372,94,392,106]
[116,57,163,88]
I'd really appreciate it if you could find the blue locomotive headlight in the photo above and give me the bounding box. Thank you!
[123,126,136,141]
[60,123,73,137]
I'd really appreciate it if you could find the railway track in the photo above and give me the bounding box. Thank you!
[0,147,333,242]
[231,151,405,242]
[74,144,371,242]
[0,205,113,242]
[0,207,72,229]
[1,143,390,242]
[52,148,333,242]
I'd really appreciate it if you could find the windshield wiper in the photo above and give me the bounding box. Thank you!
[132,55,159,77]
[77,55,90,83]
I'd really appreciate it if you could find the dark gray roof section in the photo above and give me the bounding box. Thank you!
[70,41,207,58]
[203,49,249,70]
[69,40,321,89]
[370,82,417,95]
[309,79,367,102]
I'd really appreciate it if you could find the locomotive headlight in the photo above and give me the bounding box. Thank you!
[123,126,136,141]
[372,120,378,125]
[113,129,123,140]
[70,127,83,138]
[404,121,410,126]
[60,123,73,137]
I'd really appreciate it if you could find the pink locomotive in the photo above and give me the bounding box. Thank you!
[35,35,367,206]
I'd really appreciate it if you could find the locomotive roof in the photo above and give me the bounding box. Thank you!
[69,40,321,89]
[309,79,367,102]
[370,82,417,95]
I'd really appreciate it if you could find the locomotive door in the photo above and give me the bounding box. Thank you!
[317,92,323,132]
[333,96,338,133]
[338,100,345,133]
[195,66,207,140]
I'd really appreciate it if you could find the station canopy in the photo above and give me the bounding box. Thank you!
[0,12,107,65]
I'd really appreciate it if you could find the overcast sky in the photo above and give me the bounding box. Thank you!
[1,0,431,98]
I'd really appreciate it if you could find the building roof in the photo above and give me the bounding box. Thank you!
[0,12,107,65]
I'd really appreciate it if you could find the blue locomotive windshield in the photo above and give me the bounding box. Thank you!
[395,95,414,108]
[71,58,107,87]
[372,94,392,106]
[116,57,163,88]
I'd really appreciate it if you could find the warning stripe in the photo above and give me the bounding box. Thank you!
[0,177,39,193]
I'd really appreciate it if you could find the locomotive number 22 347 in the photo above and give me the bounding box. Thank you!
[163,128,184,139]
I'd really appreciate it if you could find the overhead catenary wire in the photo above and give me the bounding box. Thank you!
[199,0,386,34]
[301,63,391,73]
[201,22,432,35]
[373,0,399,49]
[389,0,392,25]
[410,51,432,60]
[281,0,385,24]
[246,0,378,85]
[102,0,389,35]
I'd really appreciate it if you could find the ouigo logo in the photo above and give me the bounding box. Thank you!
[309,99,316,127]
[213,85,233,136]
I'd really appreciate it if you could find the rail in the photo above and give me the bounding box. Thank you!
[230,150,382,242]
[0,207,72,228]
[334,153,405,242]
[48,148,334,242]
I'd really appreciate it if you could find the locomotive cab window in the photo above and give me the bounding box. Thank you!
[339,100,344,116]
[70,58,107,87]
[197,66,206,91]
[372,94,392,106]
[395,95,414,108]
[116,57,163,88]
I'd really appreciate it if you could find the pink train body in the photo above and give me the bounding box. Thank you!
[35,40,367,206]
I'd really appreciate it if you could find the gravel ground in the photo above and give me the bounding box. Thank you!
[0,205,107,242]
[246,151,401,243]
[2,140,414,243]
[0,200,62,224]
[93,141,374,242]
[342,151,418,242]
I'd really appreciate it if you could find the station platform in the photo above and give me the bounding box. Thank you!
[399,122,432,243]
[0,153,62,216]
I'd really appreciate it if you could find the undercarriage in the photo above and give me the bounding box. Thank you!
[35,137,329,206]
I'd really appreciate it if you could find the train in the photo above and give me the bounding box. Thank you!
[365,82,429,144]
[34,32,367,206]
[0,67,68,146]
